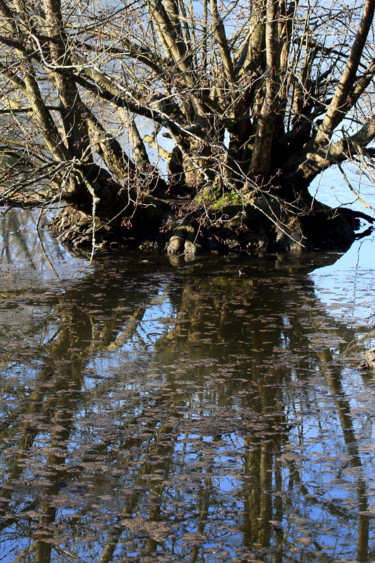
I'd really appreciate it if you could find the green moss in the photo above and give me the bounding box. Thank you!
[195,186,242,210]
[195,186,217,204]
[212,189,242,210]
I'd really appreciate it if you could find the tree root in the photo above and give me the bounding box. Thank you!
[48,200,367,258]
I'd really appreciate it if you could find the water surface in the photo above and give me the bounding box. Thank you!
[0,209,375,562]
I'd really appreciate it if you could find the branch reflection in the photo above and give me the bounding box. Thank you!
[0,211,374,561]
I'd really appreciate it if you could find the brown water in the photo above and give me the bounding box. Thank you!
[1,209,375,562]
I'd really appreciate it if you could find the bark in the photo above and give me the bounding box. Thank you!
[314,0,375,146]
[0,0,374,255]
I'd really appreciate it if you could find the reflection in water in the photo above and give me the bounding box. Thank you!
[0,207,87,280]
[312,232,375,343]
[0,210,375,561]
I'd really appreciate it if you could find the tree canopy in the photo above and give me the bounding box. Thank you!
[0,0,374,254]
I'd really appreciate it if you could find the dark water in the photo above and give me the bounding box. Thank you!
[1,209,375,562]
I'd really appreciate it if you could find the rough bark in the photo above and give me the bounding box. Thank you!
[0,0,374,256]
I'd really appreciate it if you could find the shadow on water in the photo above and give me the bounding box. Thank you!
[0,209,375,562]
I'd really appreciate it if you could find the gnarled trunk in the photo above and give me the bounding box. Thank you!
[0,0,374,256]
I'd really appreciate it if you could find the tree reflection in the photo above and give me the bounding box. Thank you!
[0,213,374,561]
[0,208,68,271]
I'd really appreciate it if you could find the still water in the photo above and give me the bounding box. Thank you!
[0,208,375,562]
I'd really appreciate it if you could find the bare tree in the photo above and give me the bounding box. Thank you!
[0,0,374,254]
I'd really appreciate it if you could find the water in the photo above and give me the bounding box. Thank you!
[0,208,375,562]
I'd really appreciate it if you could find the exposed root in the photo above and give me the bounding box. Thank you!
[49,207,113,252]
[48,198,366,259]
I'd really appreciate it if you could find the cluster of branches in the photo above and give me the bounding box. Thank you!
[0,0,375,229]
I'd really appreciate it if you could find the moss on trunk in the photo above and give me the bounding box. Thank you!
[49,193,370,259]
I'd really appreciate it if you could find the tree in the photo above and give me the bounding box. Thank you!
[0,0,374,255]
